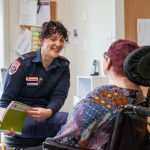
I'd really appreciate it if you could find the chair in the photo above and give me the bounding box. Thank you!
[107,46,150,150]
[4,135,45,150]
[43,46,150,150]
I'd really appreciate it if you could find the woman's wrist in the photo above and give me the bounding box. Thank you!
[47,109,53,117]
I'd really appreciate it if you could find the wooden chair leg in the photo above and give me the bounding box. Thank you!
[1,132,6,150]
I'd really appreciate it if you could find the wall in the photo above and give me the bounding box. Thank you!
[9,0,22,63]
[3,0,125,112]
[58,0,116,75]
[3,0,10,68]
[0,0,4,67]
[115,0,125,39]
[4,0,21,67]
[57,0,124,111]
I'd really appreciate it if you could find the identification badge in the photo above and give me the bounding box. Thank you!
[26,77,43,86]
[26,77,38,82]
[26,82,39,86]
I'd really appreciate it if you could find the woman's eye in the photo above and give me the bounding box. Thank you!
[60,39,65,43]
[51,37,56,41]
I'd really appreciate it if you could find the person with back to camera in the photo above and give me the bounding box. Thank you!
[45,39,145,149]
[0,20,70,138]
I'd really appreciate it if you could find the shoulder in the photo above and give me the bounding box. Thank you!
[57,56,70,65]
[86,85,111,99]
[8,51,36,75]
[11,51,36,67]
[95,85,114,91]
[19,51,36,61]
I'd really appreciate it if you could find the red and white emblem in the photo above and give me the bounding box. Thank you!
[9,61,21,75]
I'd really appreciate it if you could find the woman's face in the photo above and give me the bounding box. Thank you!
[41,32,65,58]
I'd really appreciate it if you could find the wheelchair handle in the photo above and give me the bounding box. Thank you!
[123,104,150,117]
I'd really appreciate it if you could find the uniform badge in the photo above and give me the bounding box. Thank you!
[9,61,21,75]
[26,77,43,86]
[26,77,38,82]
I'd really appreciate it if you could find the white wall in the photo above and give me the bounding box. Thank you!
[3,0,125,112]
[6,0,21,65]
[115,0,125,39]
[57,0,124,111]
[58,0,116,75]
[0,0,4,67]
[0,0,4,95]
[3,0,21,68]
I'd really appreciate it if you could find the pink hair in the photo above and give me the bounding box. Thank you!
[107,39,139,75]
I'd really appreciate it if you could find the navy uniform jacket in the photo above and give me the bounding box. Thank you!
[0,49,70,114]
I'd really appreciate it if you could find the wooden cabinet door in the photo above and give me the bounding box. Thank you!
[125,0,150,41]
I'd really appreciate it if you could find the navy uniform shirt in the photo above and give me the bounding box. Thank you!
[0,49,70,114]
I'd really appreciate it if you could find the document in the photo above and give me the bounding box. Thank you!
[37,1,50,26]
[0,101,31,134]
[137,19,150,46]
[14,29,32,55]
[20,0,50,27]
[19,0,37,26]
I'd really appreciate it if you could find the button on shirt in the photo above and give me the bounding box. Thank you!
[0,49,70,114]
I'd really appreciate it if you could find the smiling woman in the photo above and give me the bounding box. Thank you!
[0,20,71,138]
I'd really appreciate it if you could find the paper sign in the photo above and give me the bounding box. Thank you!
[14,29,32,55]
[137,19,150,46]
[19,0,50,27]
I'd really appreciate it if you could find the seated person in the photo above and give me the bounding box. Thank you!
[45,39,145,149]
[0,20,70,138]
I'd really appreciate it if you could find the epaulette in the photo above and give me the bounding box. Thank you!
[57,56,70,63]
[20,51,36,61]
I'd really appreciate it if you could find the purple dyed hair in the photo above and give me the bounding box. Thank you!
[107,39,139,75]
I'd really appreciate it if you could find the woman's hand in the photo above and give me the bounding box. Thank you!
[5,128,16,136]
[26,107,52,121]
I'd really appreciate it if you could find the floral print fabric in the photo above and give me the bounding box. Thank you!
[48,85,144,150]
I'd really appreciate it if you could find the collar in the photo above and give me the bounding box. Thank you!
[32,49,42,63]
[32,49,62,70]
[47,57,61,71]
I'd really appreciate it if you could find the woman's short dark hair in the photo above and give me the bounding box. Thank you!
[107,39,139,75]
[39,20,69,42]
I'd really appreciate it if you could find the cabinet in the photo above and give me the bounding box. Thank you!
[73,76,108,106]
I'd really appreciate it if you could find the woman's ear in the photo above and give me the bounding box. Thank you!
[39,39,43,47]
[105,57,112,70]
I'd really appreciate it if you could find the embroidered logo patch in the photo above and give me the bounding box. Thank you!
[9,61,21,75]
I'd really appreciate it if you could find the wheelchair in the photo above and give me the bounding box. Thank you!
[42,46,150,150]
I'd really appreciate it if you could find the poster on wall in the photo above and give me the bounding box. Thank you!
[19,0,50,27]
[14,29,32,55]
[137,19,150,46]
